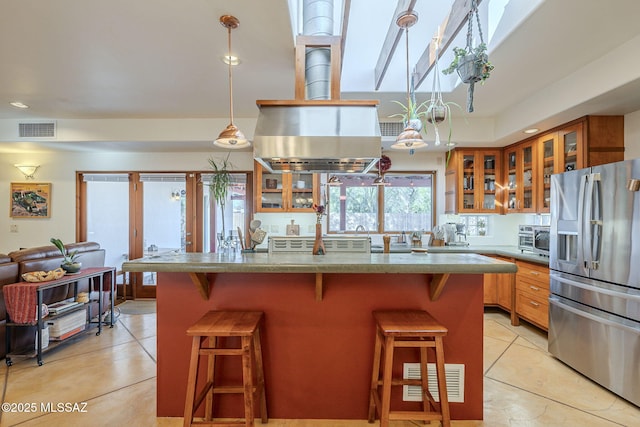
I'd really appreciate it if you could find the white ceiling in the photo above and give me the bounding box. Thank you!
[1,0,640,153]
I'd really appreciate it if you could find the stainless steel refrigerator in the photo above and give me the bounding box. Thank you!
[549,158,640,407]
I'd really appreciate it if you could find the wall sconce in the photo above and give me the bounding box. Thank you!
[14,164,39,179]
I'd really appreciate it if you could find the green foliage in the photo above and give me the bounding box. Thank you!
[50,237,79,264]
[442,43,494,83]
[208,153,232,235]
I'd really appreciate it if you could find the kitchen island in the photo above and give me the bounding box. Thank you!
[122,252,516,421]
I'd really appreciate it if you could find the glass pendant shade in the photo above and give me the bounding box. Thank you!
[214,124,249,148]
[391,126,427,150]
[327,175,343,186]
[373,175,388,186]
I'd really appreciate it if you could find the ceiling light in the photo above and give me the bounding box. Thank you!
[10,102,29,109]
[214,15,249,149]
[372,174,389,186]
[14,164,39,179]
[392,10,426,151]
[524,128,539,134]
[391,126,427,150]
[222,55,240,66]
[327,175,342,186]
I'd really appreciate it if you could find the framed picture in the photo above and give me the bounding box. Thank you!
[10,182,51,218]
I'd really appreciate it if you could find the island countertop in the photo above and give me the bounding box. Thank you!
[122,251,517,274]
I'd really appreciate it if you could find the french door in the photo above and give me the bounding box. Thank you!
[77,171,252,299]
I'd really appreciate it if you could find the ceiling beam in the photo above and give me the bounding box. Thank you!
[339,0,351,73]
[373,0,417,91]
[413,0,483,90]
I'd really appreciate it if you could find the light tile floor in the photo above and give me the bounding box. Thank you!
[0,306,638,426]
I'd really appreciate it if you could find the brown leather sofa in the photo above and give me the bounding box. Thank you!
[0,242,105,358]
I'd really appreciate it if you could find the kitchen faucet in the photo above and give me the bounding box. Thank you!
[355,225,366,232]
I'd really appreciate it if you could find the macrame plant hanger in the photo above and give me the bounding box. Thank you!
[463,0,484,113]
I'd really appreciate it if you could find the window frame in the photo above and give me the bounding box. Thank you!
[326,170,436,235]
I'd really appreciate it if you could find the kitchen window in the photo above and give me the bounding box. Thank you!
[326,172,435,234]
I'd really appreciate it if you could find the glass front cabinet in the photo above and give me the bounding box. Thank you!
[255,163,319,212]
[537,123,583,212]
[504,141,537,213]
[456,149,502,213]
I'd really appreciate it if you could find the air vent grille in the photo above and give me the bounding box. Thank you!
[403,362,465,403]
[379,122,404,137]
[19,122,56,138]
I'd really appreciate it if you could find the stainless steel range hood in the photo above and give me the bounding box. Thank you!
[253,100,382,174]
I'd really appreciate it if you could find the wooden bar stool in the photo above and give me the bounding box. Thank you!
[368,310,450,427]
[183,311,268,427]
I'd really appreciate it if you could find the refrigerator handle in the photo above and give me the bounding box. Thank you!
[578,173,590,269]
[590,173,602,270]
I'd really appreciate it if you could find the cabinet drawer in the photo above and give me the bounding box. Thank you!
[516,278,550,298]
[516,289,549,330]
[516,261,549,289]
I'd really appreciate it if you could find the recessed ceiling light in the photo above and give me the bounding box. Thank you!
[221,55,240,66]
[523,128,539,134]
[10,102,29,109]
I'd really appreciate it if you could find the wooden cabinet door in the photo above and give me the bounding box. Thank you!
[496,270,513,310]
[538,132,558,213]
[504,141,537,213]
[457,150,502,213]
[255,163,318,212]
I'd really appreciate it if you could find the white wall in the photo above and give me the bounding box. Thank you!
[0,151,253,253]
[625,109,640,160]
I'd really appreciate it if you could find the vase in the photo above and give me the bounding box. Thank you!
[61,262,82,274]
[312,223,326,255]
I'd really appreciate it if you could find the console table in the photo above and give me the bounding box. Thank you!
[3,267,115,365]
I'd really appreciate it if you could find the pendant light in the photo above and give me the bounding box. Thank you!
[214,15,249,149]
[391,11,426,151]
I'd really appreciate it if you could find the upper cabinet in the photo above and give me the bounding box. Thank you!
[255,163,319,212]
[445,149,502,214]
[537,123,583,211]
[535,116,623,213]
[504,140,537,213]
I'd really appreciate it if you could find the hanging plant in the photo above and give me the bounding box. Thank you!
[441,0,494,112]
[389,78,429,133]
[426,40,464,146]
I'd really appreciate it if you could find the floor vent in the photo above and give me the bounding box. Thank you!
[402,363,465,403]
[379,121,404,137]
[18,122,56,138]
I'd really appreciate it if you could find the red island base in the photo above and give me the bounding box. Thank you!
[156,272,483,420]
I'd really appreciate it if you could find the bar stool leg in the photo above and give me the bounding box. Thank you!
[435,336,451,427]
[204,336,218,421]
[253,325,268,423]
[184,336,202,427]
[241,336,255,427]
[419,345,431,421]
[368,328,383,423]
[380,335,395,427]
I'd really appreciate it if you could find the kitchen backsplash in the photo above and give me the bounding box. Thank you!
[253,212,550,249]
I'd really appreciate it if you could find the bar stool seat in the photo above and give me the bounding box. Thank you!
[183,311,268,427]
[368,309,450,427]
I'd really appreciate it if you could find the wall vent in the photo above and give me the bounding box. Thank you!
[402,363,465,403]
[18,122,56,138]
[379,121,404,137]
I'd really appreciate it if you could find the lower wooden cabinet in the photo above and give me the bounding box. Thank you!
[484,256,515,312]
[514,260,550,330]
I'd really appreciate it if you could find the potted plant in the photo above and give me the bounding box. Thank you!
[390,97,429,133]
[208,154,232,252]
[50,237,81,273]
[442,44,494,84]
